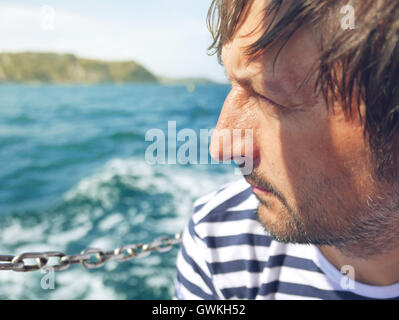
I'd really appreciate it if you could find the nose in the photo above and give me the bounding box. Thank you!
[209,88,260,167]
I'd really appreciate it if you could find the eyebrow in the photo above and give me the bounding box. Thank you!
[225,68,306,110]
[225,69,288,98]
[224,69,253,90]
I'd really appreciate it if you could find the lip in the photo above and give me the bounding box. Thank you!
[251,185,273,194]
[246,178,274,195]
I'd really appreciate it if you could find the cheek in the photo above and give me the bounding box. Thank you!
[326,108,374,195]
[269,105,331,180]
[279,105,371,204]
[255,93,371,198]
[283,103,366,172]
[328,109,368,168]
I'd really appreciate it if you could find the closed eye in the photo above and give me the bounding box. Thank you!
[252,90,289,111]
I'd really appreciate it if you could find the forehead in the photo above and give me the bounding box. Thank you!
[221,0,320,91]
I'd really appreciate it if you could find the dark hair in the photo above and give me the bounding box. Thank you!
[207,0,399,181]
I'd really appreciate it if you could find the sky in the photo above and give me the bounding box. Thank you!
[0,0,227,82]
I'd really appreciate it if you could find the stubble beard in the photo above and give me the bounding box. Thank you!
[250,168,399,259]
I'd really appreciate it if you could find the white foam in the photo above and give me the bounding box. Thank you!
[64,158,233,211]
[0,157,235,299]
[98,213,124,231]
[88,236,114,250]
[0,221,47,244]
[53,269,123,300]
[47,223,92,246]
[63,157,234,234]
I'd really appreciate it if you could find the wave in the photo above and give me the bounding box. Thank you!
[0,157,235,299]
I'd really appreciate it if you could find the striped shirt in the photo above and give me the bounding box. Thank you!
[174,178,399,300]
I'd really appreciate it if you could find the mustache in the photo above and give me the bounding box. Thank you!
[243,170,291,211]
[243,169,276,193]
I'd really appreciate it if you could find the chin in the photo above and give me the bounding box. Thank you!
[256,203,313,244]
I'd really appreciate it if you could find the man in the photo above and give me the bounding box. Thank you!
[175,0,399,299]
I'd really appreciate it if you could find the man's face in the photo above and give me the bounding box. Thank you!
[209,0,398,253]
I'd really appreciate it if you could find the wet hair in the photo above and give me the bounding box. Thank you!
[207,0,399,181]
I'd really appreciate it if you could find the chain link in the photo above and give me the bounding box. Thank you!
[0,232,183,272]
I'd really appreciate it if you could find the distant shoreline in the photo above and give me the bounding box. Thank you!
[0,52,223,85]
[0,81,228,87]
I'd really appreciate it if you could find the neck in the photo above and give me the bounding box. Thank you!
[318,245,399,286]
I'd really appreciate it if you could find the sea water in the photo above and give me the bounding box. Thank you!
[0,83,235,299]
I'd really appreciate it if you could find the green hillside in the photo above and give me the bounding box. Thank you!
[0,52,158,84]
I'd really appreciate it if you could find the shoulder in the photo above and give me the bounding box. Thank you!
[188,178,272,255]
[176,178,326,299]
[175,178,273,299]
[191,178,267,236]
[192,178,257,224]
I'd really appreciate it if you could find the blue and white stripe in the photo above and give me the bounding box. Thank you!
[175,178,399,300]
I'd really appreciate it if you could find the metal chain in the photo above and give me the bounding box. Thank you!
[0,232,182,272]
